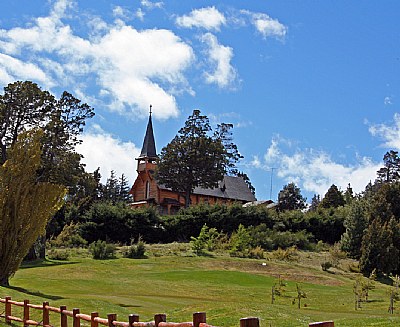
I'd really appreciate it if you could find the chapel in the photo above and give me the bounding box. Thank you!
[129,110,256,215]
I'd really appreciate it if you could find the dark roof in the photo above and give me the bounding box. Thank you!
[159,175,257,202]
[139,113,157,158]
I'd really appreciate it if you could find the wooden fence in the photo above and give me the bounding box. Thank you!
[0,297,333,327]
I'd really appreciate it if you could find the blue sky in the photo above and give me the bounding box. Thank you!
[1,0,399,202]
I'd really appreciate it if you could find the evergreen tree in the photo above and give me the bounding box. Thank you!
[118,173,131,202]
[277,182,306,211]
[340,199,368,259]
[344,183,354,205]
[214,123,243,176]
[320,184,345,208]
[376,150,400,183]
[104,170,119,201]
[157,110,228,208]
[309,194,321,212]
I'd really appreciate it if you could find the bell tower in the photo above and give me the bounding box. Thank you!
[136,105,158,173]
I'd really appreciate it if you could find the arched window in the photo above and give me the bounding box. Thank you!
[145,181,150,199]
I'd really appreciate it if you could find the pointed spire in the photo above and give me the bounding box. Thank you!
[139,105,157,158]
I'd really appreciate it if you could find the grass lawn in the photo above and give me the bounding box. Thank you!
[0,246,399,327]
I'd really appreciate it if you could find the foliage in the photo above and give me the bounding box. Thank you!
[329,242,347,267]
[309,194,321,212]
[50,223,87,248]
[80,202,160,244]
[0,129,66,285]
[340,198,368,259]
[295,284,307,309]
[89,240,116,259]
[229,224,252,257]
[123,237,147,259]
[190,224,219,255]
[157,110,239,207]
[277,182,306,211]
[376,150,400,184]
[271,246,299,262]
[320,184,345,208]
[47,248,70,261]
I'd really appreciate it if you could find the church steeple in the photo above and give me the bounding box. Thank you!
[139,105,157,159]
[136,105,158,173]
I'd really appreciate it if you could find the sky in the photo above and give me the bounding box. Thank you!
[0,0,399,202]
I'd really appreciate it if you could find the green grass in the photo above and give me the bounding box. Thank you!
[0,248,399,327]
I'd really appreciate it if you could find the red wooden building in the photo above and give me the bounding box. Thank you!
[130,112,256,214]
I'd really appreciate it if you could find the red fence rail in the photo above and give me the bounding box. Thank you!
[0,297,333,327]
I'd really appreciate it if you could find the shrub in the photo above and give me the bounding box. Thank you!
[229,224,251,257]
[89,240,116,259]
[50,223,87,248]
[47,249,70,261]
[190,224,219,255]
[247,246,265,259]
[271,246,299,262]
[123,237,147,259]
[321,261,333,271]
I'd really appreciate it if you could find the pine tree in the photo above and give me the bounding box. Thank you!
[376,150,400,184]
[157,110,228,208]
[277,182,306,211]
[118,173,131,202]
[320,184,345,208]
[309,194,321,211]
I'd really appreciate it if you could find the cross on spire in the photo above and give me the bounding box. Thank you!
[150,104,152,116]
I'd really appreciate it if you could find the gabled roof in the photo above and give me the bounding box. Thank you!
[139,113,157,159]
[159,175,257,202]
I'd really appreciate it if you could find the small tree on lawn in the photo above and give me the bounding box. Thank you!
[295,284,307,309]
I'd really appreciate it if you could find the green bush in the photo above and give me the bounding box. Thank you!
[50,223,87,248]
[190,224,219,255]
[47,248,70,261]
[123,237,147,259]
[89,240,116,259]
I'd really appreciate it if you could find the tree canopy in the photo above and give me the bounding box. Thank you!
[157,110,246,207]
[277,182,306,211]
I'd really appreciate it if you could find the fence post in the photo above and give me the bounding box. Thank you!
[108,313,117,327]
[240,317,259,327]
[60,305,67,327]
[193,312,206,327]
[154,314,166,327]
[309,322,334,327]
[23,300,29,327]
[73,308,80,327]
[5,296,11,325]
[129,314,139,326]
[42,302,50,326]
[91,312,99,327]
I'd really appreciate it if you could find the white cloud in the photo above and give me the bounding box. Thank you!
[239,10,287,40]
[253,137,380,196]
[0,53,53,87]
[384,96,393,105]
[201,33,238,89]
[369,113,400,150]
[77,127,140,184]
[176,7,226,31]
[0,0,194,120]
[141,0,163,10]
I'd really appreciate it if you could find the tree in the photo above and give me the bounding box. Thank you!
[340,198,368,259]
[309,194,321,212]
[320,184,345,208]
[277,182,306,211]
[376,150,400,184]
[0,129,65,285]
[214,123,243,176]
[344,183,354,205]
[157,110,228,208]
[0,81,94,259]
